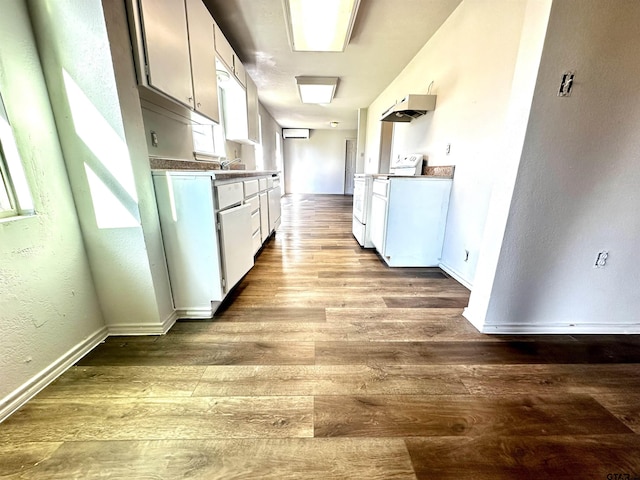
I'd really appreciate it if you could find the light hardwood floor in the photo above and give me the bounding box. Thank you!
[1,194,639,479]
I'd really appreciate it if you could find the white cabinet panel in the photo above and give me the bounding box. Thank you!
[246,195,259,214]
[370,193,387,253]
[251,210,261,233]
[139,0,193,107]
[218,204,254,292]
[233,57,247,87]
[252,230,261,254]
[243,179,259,198]
[259,192,269,241]
[152,174,222,314]
[216,182,243,210]
[268,185,282,232]
[246,75,259,142]
[259,178,268,191]
[185,0,219,122]
[214,22,234,71]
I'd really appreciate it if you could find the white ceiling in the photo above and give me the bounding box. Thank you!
[203,0,462,131]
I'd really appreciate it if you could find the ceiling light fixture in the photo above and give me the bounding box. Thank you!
[283,0,361,52]
[296,76,338,104]
[330,121,339,128]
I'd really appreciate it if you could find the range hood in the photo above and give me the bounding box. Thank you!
[380,94,437,122]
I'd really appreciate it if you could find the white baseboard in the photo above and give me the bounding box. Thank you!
[438,262,473,290]
[478,322,640,335]
[107,310,178,336]
[174,307,216,320]
[0,326,108,423]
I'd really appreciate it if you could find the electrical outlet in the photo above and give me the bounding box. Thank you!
[594,250,608,268]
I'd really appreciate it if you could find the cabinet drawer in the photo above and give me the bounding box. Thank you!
[252,229,261,253]
[216,182,243,210]
[259,178,268,191]
[267,177,274,188]
[246,194,259,214]
[372,180,389,198]
[251,210,260,233]
[272,178,281,188]
[243,179,259,198]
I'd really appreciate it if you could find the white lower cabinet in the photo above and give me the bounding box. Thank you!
[371,177,452,267]
[259,192,269,241]
[152,172,254,318]
[267,176,282,232]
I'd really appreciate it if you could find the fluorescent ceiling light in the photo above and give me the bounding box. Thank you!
[283,0,360,52]
[296,76,338,104]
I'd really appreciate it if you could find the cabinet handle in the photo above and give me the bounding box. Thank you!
[188,96,193,103]
[197,102,201,108]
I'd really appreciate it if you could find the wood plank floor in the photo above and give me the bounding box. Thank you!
[2,194,640,479]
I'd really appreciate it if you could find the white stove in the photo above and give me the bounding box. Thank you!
[389,153,423,176]
[352,174,374,247]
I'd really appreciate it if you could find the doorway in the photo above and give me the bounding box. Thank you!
[344,138,356,194]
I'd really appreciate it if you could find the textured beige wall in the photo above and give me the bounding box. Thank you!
[0,1,104,405]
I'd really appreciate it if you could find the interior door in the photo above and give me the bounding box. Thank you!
[218,203,254,293]
[344,138,356,194]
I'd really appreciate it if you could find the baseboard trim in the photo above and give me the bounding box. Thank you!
[479,322,640,335]
[0,326,108,423]
[107,310,178,336]
[438,262,473,290]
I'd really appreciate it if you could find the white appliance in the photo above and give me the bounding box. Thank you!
[352,173,374,247]
[389,153,423,176]
[370,176,452,267]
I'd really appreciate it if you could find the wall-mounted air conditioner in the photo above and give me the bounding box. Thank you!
[283,128,310,139]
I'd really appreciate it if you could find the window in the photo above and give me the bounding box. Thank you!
[0,148,15,218]
[0,92,34,219]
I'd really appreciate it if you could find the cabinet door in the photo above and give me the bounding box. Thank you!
[139,0,193,107]
[259,192,269,241]
[218,204,254,293]
[246,75,259,143]
[233,57,247,87]
[370,194,387,254]
[185,0,219,122]
[268,186,282,232]
[214,22,234,72]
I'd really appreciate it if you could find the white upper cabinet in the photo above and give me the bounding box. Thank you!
[214,23,246,87]
[185,0,219,123]
[246,75,259,143]
[138,0,193,108]
[133,0,219,123]
[233,57,247,87]
[214,23,235,73]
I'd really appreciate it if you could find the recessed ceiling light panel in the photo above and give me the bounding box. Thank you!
[296,76,338,104]
[283,0,360,52]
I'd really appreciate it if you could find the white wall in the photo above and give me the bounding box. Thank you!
[284,129,357,194]
[0,1,105,410]
[470,0,640,333]
[364,0,529,286]
[28,0,173,332]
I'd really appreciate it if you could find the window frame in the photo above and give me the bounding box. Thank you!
[0,147,18,219]
[0,91,34,220]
